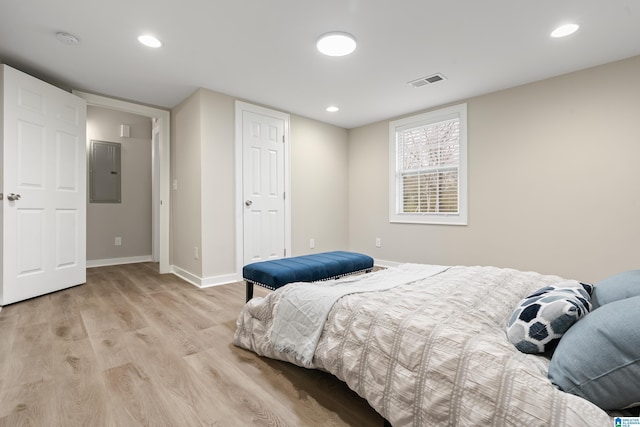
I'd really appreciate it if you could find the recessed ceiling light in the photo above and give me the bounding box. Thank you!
[316,32,357,57]
[551,23,579,38]
[138,34,162,48]
[326,106,339,112]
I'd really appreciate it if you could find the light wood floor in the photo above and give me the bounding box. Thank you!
[0,263,384,427]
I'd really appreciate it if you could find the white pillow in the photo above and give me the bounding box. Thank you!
[506,281,592,354]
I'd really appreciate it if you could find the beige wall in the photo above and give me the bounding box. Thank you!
[349,55,640,282]
[86,106,152,261]
[170,89,350,283]
[171,88,238,281]
[171,90,203,277]
[291,115,349,254]
[199,89,236,278]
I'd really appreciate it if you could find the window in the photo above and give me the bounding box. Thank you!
[389,104,467,225]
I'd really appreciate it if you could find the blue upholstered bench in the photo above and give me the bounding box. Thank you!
[243,251,374,301]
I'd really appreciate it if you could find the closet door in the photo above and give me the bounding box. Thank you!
[240,105,289,264]
[1,64,86,305]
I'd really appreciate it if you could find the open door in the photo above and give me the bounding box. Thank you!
[1,64,86,305]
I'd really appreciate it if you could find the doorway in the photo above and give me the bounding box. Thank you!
[74,91,170,274]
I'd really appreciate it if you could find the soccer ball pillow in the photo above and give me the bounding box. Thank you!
[507,281,593,354]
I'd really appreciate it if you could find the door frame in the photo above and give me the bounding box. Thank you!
[235,101,291,274]
[152,119,161,262]
[73,91,171,274]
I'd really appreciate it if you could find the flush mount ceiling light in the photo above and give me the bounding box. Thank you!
[551,23,579,38]
[316,32,357,56]
[55,31,79,45]
[326,106,339,112]
[138,34,162,48]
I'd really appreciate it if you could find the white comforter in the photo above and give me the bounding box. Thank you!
[233,265,613,426]
[269,264,449,367]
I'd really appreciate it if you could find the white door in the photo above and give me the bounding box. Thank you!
[242,109,287,264]
[1,65,86,305]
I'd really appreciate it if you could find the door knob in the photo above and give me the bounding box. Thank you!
[245,200,253,206]
[7,193,21,201]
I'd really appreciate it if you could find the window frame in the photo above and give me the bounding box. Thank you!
[388,103,468,225]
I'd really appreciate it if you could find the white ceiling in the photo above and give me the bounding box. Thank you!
[1,0,639,129]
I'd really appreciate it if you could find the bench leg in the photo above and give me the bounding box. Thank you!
[245,281,254,302]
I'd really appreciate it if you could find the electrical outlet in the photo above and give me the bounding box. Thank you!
[375,237,381,248]
[115,237,122,246]
[309,238,315,249]
[194,246,199,260]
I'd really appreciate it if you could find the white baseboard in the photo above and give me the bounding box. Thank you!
[170,265,242,288]
[87,255,153,268]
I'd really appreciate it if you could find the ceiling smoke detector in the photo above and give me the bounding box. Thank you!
[408,73,447,88]
[55,32,79,45]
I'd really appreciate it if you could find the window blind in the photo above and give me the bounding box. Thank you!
[398,118,460,214]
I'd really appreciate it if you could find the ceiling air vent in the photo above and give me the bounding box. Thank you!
[408,73,446,88]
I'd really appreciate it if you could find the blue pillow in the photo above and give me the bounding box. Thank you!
[548,295,640,410]
[506,281,592,354]
[592,269,640,308]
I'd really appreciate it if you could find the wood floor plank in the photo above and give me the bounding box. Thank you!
[104,362,186,427]
[48,292,88,343]
[168,285,240,325]
[9,294,56,329]
[121,327,238,425]
[2,323,56,389]
[49,375,108,427]
[197,322,384,426]
[0,263,383,426]
[185,349,292,426]
[149,290,218,331]
[86,329,135,371]
[113,288,209,357]
[0,379,57,426]
[0,314,18,393]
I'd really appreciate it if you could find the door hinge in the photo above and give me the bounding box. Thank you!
[284,248,287,257]
[283,192,286,200]
[282,135,285,143]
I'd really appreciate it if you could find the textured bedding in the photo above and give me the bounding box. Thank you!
[269,264,449,368]
[233,265,613,426]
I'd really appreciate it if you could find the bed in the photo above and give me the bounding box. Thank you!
[233,263,634,426]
